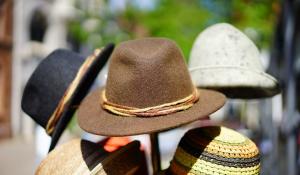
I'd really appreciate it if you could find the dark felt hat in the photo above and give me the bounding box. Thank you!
[21,43,114,151]
[77,38,226,136]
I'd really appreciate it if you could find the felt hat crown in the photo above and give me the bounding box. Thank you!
[189,23,280,98]
[21,44,114,151]
[78,38,226,136]
[36,139,145,175]
[167,126,260,175]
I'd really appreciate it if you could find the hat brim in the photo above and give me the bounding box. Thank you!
[37,139,143,174]
[49,44,115,151]
[77,87,226,136]
[190,67,281,99]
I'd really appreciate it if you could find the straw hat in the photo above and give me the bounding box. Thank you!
[189,23,280,98]
[165,126,260,175]
[77,38,226,136]
[36,139,145,175]
[21,44,114,151]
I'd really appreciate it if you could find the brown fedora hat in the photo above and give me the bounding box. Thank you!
[77,38,226,136]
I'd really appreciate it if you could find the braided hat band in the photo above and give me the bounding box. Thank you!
[46,49,102,135]
[169,126,260,175]
[101,88,199,117]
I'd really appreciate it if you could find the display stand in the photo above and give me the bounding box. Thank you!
[150,133,161,174]
[282,0,297,174]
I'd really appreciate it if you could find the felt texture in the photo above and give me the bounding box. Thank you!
[49,44,114,151]
[36,139,144,175]
[189,23,281,99]
[22,49,84,128]
[106,38,194,108]
[205,86,279,99]
[77,38,226,136]
[79,88,224,136]
[21,43,114,151]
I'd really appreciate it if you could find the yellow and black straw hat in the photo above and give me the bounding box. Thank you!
[167,126,260,175]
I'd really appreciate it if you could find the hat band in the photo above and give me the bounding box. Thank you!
[172,148,260,174]
[45,49,102,135]
[101,88,199,117]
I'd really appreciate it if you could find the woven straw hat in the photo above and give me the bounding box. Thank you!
[77,38,226,136]
[36,139,144,175]
[189,23,280,99]
[166,126,260,175]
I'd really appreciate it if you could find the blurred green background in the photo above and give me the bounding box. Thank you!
[69,0,280,61]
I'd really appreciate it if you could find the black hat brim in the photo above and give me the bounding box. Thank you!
[49,44,115,151]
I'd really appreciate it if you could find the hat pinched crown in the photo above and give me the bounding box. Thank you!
[169,126,260,175]
[190,23,264,71]
[105,38,194,109]
[189,23,280,98]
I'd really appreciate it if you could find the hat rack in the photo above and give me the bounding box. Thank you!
[18,4,298,174]
[0,0,298,175]
[280,0,298,174]
[150,133,161,174]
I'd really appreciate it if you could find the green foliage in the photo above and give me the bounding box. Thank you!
[69,0,279,61]
[228,0,278,48]
[121,0,212,61]
[120,0,278,60]
[69,21,89,43]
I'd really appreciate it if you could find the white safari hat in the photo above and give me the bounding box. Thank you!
[189,23,280,99]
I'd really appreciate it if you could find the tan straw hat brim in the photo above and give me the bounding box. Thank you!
[36,139,142,175]
[77,87,226,136]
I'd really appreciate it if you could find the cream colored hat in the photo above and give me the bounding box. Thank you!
[189,23,280,99]
[36,139,144,175]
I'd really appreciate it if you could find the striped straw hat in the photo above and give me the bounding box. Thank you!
[36,139,145,175]
[167,126,260,175]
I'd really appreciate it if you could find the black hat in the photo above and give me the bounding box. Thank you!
[21,43,114,151]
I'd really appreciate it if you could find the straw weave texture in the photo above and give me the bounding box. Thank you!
[169,126,260,175]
